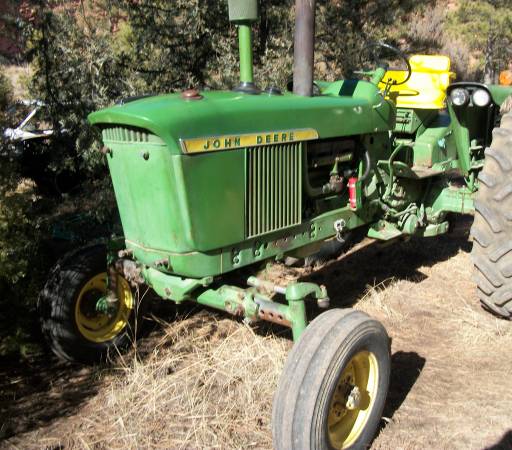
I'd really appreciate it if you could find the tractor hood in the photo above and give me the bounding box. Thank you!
[88,81,394,154]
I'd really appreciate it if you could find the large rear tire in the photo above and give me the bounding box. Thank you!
[272,309,390,450]
[470,111,512,319]
[38,244,142,363]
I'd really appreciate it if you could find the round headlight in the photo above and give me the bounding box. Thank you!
[472,89,491,107]
[451,88,470,106]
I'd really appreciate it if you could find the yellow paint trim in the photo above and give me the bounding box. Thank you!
[180,128,319,153]
[74,272,134,343]
[327,351,379,449]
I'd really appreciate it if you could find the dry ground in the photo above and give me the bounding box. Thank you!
[1,216,512,450]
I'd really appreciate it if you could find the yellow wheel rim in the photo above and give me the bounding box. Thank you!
[327,351,379,449]
[74,272,134,343]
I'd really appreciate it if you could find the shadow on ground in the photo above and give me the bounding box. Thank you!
[484,431,512,450]
[301,216,473,313]
[0,354,99,441]
[384,350,426,419]
[0,292,166,443]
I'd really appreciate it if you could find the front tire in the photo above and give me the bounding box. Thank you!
[38,244,140,363]
[471,111,512,319]
[272,309,390,450]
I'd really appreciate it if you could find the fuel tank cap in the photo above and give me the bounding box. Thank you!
[181,89,203,101]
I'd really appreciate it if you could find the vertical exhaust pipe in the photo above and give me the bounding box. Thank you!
[293,0,316,97]
[228,0,260,94]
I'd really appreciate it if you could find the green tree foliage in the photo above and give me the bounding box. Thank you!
[0,71,12,113]
[0,70,42,357]
[0,70,30,286]
[315,0,429,79]
[446,0,512,82]
[114,0,235,90]
[26,3,123,171]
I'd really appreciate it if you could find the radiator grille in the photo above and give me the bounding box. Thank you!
[246,143,302,238]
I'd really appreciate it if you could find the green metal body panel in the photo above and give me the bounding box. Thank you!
[105,143,245,254]
[90,83,393,151]
[446,83,512,177]
[394,108,437,135]
[488,84,512,106]
[409,112,455,169]
[428,186,474,215]
[448,102,493,176]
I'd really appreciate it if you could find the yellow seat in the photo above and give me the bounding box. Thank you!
[380,55,456,109]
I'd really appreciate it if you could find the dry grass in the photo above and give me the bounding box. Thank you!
[11,313,287,450]
[358,279,411,327]
[4,218,512,450]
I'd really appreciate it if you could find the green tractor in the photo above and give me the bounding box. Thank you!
[39,0,512,448]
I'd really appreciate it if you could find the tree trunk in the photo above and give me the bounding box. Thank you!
[484,33,496,84]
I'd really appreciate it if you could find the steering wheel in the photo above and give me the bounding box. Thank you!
[354,42,412,86]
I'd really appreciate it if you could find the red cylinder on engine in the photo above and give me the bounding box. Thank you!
[348,177,358,210]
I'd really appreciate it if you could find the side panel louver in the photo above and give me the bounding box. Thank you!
[246,143,302,238]
[102,127,164,144]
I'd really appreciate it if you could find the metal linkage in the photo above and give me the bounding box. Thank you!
[139,266,330,341]
[248,276,330,339]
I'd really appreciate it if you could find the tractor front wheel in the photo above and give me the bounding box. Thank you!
[272,309,390,450]
[39,244,141,363]
[471,111,512,319]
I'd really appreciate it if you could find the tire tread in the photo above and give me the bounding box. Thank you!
[470,110,512,319]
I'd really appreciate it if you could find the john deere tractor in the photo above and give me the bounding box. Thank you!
[39,0,512,448]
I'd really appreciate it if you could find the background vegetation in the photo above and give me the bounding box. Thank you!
[0,0,511,358]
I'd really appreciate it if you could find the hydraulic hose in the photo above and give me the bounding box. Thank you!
[359,148,372,183]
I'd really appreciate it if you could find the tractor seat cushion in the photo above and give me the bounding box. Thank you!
[380,54,456,110]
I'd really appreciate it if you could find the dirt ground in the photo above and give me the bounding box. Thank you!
[1,216,512,450]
